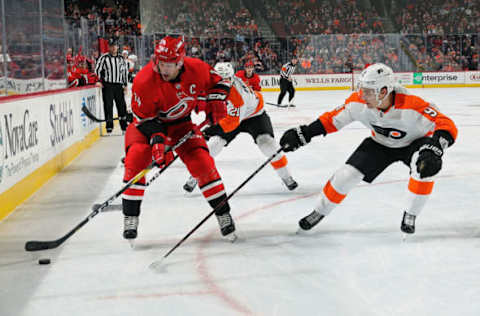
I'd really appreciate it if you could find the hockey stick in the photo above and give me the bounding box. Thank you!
[81,105,120,123]
[153,147,284,263]
[24,124,204,252]
[266,102,295,108]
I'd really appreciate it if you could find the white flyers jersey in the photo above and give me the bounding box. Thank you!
[219,76,265,133]
[318,85,458,148]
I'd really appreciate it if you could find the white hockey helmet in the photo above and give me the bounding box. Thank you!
[357,63,395,105]
[128,54,138,62]
[214,62,234,79]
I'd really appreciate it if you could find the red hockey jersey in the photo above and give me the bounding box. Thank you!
[131,57,226,122]
[67,66,98,87]
[235,70,261,91]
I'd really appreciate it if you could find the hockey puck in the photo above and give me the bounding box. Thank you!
[38,258,51,265]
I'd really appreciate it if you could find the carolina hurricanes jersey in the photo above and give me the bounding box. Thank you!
[318,85,458,148]
[235,70,261,91]
[67,67,98,87]
[219,76,265,133]
[130,57,226,122]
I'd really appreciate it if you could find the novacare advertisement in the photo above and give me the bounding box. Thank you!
[0,87,101,195]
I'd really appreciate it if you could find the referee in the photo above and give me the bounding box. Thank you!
[95,39,129,134]
[277,56,298,106]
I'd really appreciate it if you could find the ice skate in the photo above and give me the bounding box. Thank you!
[216,212,237,241]
[123,216,139,240]
[401,211,416,234]
[282,176,298,191]
[298,210,324,231]
[183,177,197,193]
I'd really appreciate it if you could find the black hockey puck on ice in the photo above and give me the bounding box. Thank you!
[38,258,51,265]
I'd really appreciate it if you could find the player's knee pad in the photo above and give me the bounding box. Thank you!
[330,164,364,194]
[256,134,279,156]
[208,136,227,157]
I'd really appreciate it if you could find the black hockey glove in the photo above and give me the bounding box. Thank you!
[280,126,311,152]
[126,112,133,123]
[415,130,454,178]
[280,120,326,152]
[415,139,443,179]
[203,124,223,140]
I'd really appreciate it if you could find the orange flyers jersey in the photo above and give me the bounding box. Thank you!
[318,85,458,148]
[218,76,265,133]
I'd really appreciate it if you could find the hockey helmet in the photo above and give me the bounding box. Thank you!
[357,63,394,105]
[214,62,234,79]
[154,36,185,65]
[244,60,254,68]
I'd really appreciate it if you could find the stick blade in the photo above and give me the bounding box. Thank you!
[149,257,168,273]
[25,240,59,252]
[81,106,103,122]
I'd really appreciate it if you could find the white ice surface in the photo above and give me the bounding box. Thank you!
[1,88,480,316]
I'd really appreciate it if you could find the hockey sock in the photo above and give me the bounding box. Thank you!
[404,177,434,216]
[315,164,363,215]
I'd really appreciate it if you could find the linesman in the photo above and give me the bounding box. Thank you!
[277,56,298,106]
[95,39,129,134]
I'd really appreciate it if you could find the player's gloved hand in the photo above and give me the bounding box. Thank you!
[203,124,223,139]
[194,96,207,114]
[126,112,133,123]
[206,99,227,125]
[280,125,312,152]
[415,138,443,178]
[150,132,167,167]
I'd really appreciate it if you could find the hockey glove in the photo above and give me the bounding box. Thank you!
[415,138,443,178]
[206,99,227,125]
[206,87,228,125]
[126,112,133,123]
[150,132,167,167]
[280,126,311,152]
[195,95,207,114]
[203,124,223,139]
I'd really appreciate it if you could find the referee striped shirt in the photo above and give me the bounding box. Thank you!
[280,62,296,79]
[95,53,128,85]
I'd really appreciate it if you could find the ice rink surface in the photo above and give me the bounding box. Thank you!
[1,88,480,316]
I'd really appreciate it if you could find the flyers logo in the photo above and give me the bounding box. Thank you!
[371,124,407,139]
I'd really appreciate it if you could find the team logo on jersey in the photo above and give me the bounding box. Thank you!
[371,124,407,139]
[158,97,194,120]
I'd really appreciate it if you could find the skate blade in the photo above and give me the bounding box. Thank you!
[128,240,136,249]
[402,233,414,242]
[149,258,167,273]
[224,233,238,243]
[296,228,307,235]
